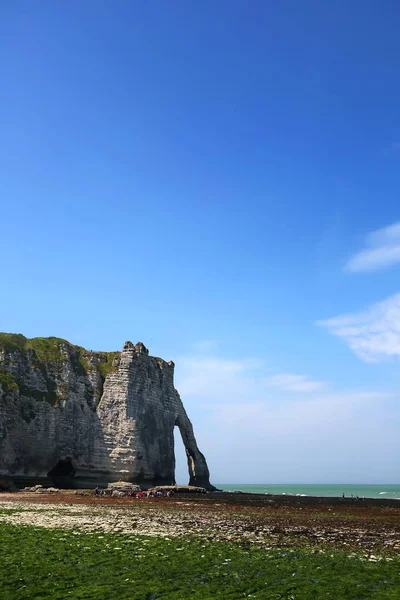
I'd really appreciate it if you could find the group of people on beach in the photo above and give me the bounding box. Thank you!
[94,487,174,498]
[135,490,175,498]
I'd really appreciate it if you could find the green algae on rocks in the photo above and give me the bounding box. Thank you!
[1,523,400,600]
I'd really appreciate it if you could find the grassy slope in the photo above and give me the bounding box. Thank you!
[0,523,399,600]
[0,333,119,368]
[0,333,75,361]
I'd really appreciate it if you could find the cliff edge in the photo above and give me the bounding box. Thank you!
[0,334,214,489]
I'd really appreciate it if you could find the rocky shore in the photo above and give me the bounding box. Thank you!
[1,490,399,557]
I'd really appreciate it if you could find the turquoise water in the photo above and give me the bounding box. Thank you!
[216,484,400,499]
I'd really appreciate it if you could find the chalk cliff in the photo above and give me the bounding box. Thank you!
[0,334,213,489]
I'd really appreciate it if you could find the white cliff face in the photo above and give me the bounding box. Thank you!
[0,335,213,489]
[97,341,211,487]
[0,339,111,480]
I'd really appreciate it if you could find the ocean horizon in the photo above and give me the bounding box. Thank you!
[214,484,400,499]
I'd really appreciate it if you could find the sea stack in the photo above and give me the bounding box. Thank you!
[0,334,214,489]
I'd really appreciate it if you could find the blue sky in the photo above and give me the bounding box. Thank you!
[1,1,400,483]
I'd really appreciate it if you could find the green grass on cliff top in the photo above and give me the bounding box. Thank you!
[0,333,119,375]
[0,523,399,600]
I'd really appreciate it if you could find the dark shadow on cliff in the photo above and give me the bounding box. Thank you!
[5,382,115,490]
[52,398,116,489]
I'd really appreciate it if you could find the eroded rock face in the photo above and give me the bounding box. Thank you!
[0,334,213,489]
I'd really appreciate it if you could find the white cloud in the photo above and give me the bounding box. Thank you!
[317,292,400,362]
[345,220,400,272]
[265,374,328,392]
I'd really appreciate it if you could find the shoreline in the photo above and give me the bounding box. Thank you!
[210,490,400,508]
[1,489,400,555]
[214,484,400,501]
[2,488,400,508]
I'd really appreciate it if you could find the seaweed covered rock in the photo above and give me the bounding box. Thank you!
[107,481,140,493]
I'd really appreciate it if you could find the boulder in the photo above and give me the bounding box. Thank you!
[107,481,140,493]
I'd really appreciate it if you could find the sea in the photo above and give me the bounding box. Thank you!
[216,484,400,500]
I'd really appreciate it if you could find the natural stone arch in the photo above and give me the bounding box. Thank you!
[174,415,211,488]
[96,341,214,489]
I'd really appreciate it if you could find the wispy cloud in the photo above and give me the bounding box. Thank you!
[265,374,328,392]
[174,348,400,482]
[191,340,217,353]
[176,356,326,400]
[177,356,263,401]
[345,221,400,272]
[205,391,394,434]
[317,292,400,362]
